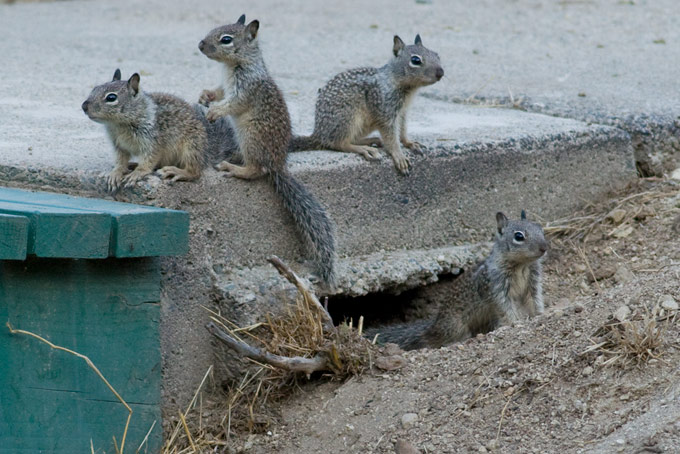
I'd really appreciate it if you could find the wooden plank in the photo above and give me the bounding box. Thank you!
[0,213,29,260]
[0,257,162,454]
[0,201,111,258]
[0,188,189,258]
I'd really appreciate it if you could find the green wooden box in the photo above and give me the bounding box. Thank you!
[0,187,189,454]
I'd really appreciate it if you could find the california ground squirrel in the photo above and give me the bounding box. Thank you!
[82,69,237,191]
[289,34,444,175]
[198,15,337,285]
[366,211,548,350]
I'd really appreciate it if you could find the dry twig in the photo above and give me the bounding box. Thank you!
[7,321,133,454]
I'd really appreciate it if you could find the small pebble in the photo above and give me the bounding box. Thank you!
[606,209,626,224]
[614,305,631,322]
[395,439,420,454]
[613,265,634,284]
[401,413,418,429]
[659,294,678,311]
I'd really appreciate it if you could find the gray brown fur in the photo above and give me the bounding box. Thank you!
[82,69,237,191]
[366,211,548,350]
[198,15,337,285]
[289,34,444,175]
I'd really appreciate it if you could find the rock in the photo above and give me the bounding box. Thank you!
[671,168,680,181]
[588,264,616,282]
[611,224,634,238]
[659,294,678,311]
[613,265,634,284]
[401,413,418,429]
[486,439,499,451]
[672,214,680,233]
[395,439,420,454]
[376,355,407,371]
[614,305,631,322]
[574,303,585,313]
[384,343,403,356]
[582,366,594,377]
[606,208,627,224]
[478,447,488,453]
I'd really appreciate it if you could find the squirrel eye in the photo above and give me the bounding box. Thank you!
[514,231,525,242]
[220,35,233,45]
[410,55,422,66]
[105,93,118,102]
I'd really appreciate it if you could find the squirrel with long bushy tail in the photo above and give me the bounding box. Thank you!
[198,14,337,286]
[366,211,548,350]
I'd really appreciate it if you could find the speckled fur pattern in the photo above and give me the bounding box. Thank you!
[367,211,548,350]
[82,69,237,191]
[290,35,444,175]
[198,15,337,285]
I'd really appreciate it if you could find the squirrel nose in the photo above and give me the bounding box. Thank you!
[198,40,205,51]
[81,100,89,112]
[435,67,444,80]
[539,242,548,254]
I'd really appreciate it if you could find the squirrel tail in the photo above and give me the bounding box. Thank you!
[270,169,337,286]
[194,104,242,166]
[289,135,325,152]
[364,319,434,351]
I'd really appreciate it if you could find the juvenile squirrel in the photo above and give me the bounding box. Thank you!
[82,69,237,191]
[366,211,548,350]
[289,34,444,175]
[198,15,337,285]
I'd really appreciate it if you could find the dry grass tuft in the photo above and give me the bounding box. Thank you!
[163,258,381,453]
[543,178,679,243]
[582,306,676,368]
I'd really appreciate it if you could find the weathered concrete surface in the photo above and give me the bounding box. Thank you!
[1,0,678,179]
[142,101,633,270]
[0,0,660,414]
[153,103,634,412]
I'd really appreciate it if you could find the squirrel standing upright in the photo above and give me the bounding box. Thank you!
[366,211,548,350]
[82,69,237,191]
[198,15,337,286]
[289,35,444,175]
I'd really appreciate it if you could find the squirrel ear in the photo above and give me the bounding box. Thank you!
[393,35,405,57]
[521,209,527,220]
[112,69,121,81]
[237,14,246,25]
[414,34,422,45]
[127,73,140,95]
[246,20,259,40]
[496,212,509,234]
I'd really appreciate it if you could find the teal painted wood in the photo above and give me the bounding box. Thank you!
[0,257,162,454]
[0,201,112,258]
[0,187,189,258]
[0,213,29,260]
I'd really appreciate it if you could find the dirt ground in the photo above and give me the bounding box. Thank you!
[169,178,680,454]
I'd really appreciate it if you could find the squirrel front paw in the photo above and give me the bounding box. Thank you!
[199,89,218,106]
[402,140,425,156]
[206,106,223,122]
[122,169,151,188]
[392,151,412,176]
[107,170,125,192]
